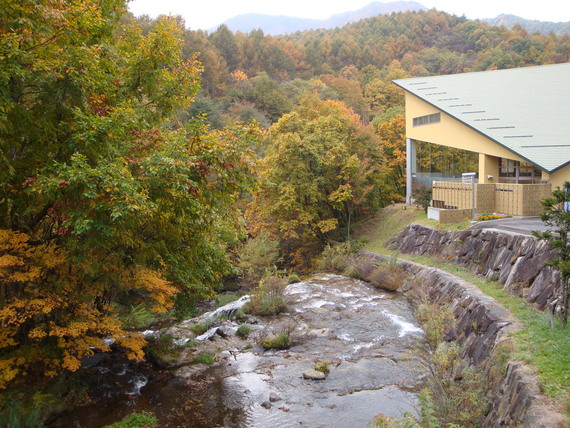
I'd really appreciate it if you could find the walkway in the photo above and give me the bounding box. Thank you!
[471,216,549,236]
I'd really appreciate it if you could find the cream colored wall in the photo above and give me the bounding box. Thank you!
[405,92,527,163]
[547,168,570,189]
[478,154,500,184]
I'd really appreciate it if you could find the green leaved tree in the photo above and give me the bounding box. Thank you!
[534,181,570,327]
[248,94,389,268]
[0,0,259,389]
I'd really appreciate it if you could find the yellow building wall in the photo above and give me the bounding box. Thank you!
[479,154,499,184]
[405,92,527,163]
[547,168,570,190]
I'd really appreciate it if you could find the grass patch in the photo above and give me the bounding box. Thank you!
[353,204,468,254]
[104,411,158,428]
[236,325,251,339]
[192,353,215,365]
[214,293,241,308]
[380,251,569,412]
[189,320,214,336]
[260,333,290,350]
[314,361,329,374]
[418,255,567,406]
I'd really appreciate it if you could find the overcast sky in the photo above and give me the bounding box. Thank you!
[128,0,570,31]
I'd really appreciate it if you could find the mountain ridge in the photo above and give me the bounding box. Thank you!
[218,1,426,35]
[214,2,570,37]
[485,13,570,36]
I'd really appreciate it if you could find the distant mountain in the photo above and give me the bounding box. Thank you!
[485,14,570,36]
[218,1,427,35]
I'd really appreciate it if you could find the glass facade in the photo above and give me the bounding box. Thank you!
[498,159,542,183]
[412,140,479,188]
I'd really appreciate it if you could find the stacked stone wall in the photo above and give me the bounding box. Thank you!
[361,251,565,427]
[388,223,559,309]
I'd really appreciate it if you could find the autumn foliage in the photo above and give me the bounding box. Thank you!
[0,229,166,388]
[248,95,388,268]
[0,0,259,391]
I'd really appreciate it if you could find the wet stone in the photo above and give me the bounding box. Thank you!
[269,393,282,402]
[302,369,326,380]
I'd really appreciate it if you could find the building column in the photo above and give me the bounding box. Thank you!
[478,153,499,184]
[406,138,416,204]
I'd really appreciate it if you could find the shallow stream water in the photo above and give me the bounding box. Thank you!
[51,274,426,428]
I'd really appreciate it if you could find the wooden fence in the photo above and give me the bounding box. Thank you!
[432,182,551,216]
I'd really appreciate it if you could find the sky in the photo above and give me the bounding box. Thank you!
[128,0,570,31]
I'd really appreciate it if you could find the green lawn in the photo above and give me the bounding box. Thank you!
[354,205,570,415]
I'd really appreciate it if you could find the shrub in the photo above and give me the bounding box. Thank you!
[244,295,288,316]
[342,264,361,279]
[340,255,374,280]
[420,343,489,427]
[144,334,195,368]
[260,333,290,350]
[366,260,406,292]
[415,302,455,349]
[171,292,200,321]
[243,276,288,316]
[477,213,501,221]
[369,412,420,428]
[104,411,158,428]
[118,304,156,330]
[413,186,433,213]
[287,272,301,284]
[316,242,360,273]
[0,393,54,428]
[342,255,405,292]
[237,231,281,288]
[236,325,251,339]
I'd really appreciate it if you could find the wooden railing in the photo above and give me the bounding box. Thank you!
[432,182,551,216]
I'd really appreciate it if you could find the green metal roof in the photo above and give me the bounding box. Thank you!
[394,63,570,173]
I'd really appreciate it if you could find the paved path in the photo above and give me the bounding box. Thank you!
[470,216,550,236]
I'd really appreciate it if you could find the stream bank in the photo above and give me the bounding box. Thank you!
[362,251,566,428]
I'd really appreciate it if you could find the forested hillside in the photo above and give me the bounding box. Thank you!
[2,3,570,421]
[163,8,570,210]
[171,10,570,126]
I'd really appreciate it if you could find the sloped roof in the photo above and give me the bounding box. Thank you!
[393,63,570,173]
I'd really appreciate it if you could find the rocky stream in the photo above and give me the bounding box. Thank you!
[50,274,427,428]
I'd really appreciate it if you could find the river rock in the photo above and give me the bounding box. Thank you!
[261,401,272,409]
[302,369,326,380]
[269,392,282,402]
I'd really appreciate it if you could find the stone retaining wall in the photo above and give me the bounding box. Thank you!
[362,251,565,427]
[387,223,559,309]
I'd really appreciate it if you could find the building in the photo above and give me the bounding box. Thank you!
[393,62,570,219]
